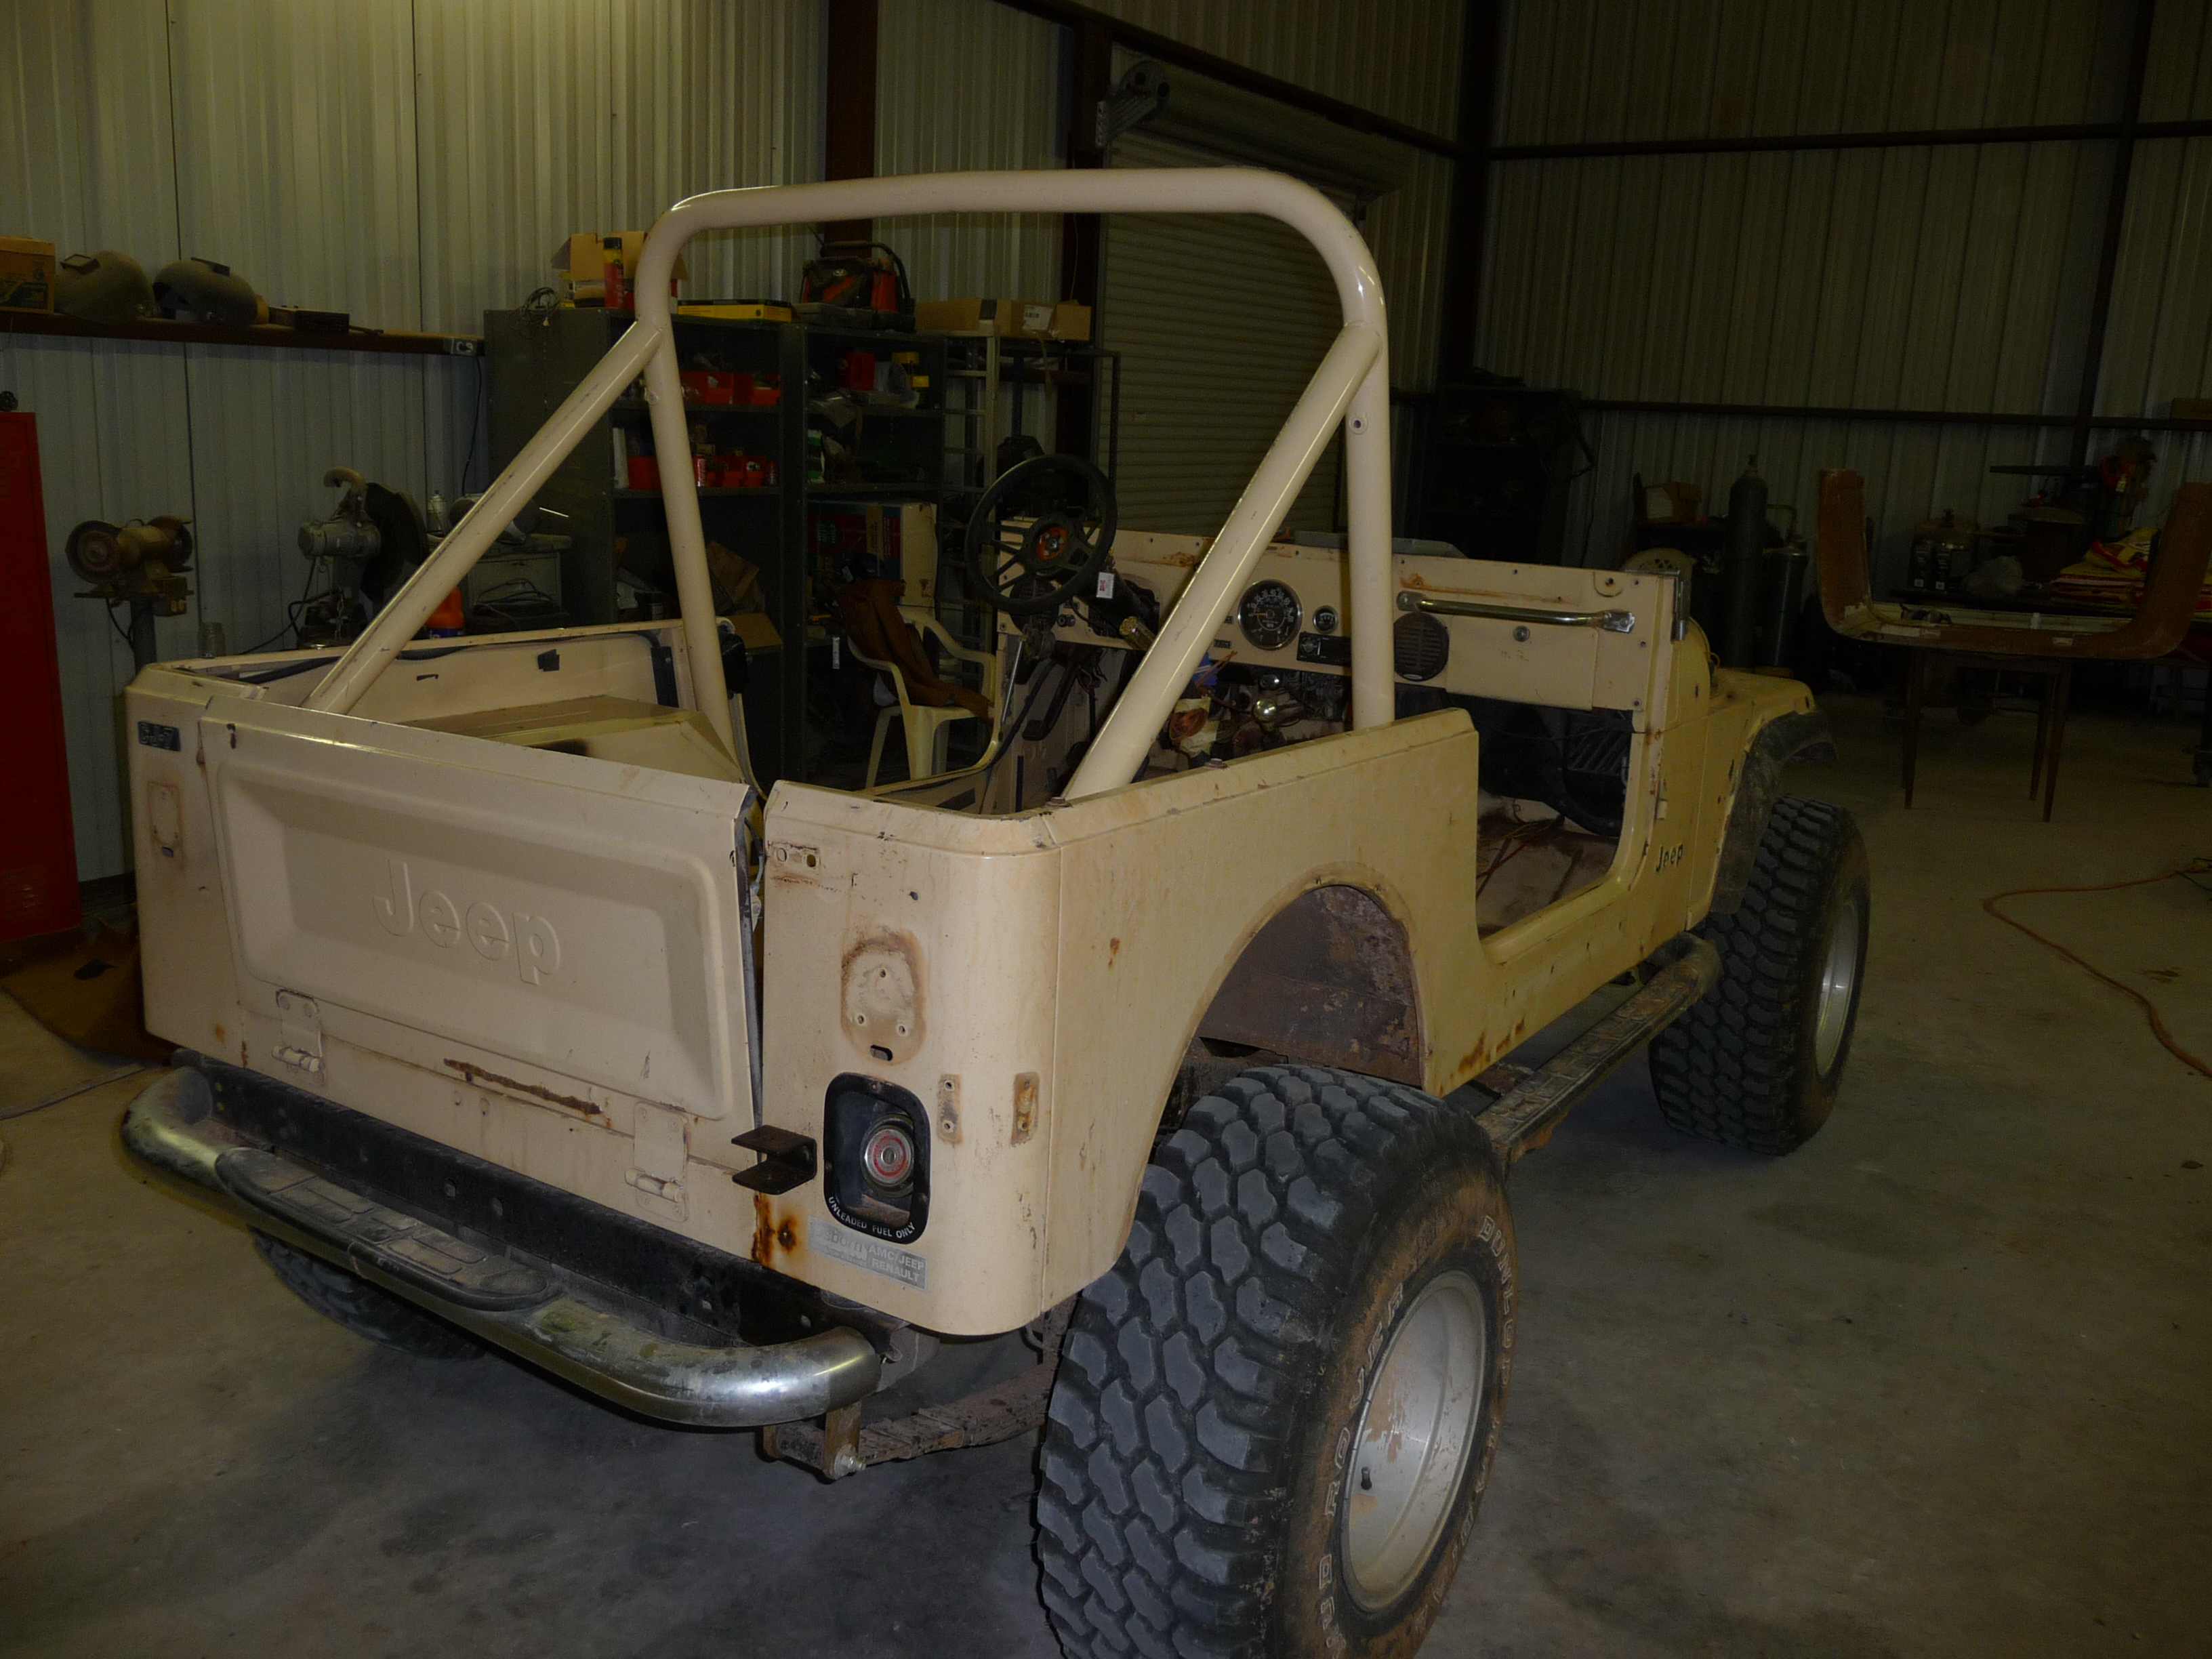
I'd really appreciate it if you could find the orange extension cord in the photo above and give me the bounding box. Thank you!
[1983,859,2212,1082]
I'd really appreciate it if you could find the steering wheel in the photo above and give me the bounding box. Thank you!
[964,454,1116,617]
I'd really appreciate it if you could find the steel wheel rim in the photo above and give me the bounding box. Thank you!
[1339,1269,1486,1610]
[1814,890,1862,1075]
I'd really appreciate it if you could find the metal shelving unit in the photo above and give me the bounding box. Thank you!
[489,308,977,786]
[487,310,1130,787]
[939,332,1123,492]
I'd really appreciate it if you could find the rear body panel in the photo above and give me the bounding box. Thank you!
[129,568,1816,1338]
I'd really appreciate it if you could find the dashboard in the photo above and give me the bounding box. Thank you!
[1025,530,1673,716]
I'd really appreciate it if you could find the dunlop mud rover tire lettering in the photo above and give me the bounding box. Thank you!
[1036,1065,1514,1658]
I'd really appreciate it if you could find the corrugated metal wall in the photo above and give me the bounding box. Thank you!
[2101,135,2212,417]
[1090,0,1462,394]
[1481,0,2212,577]
[1102,129,1345,535]
[1090,0,1461,134]
[876,0,1062,302]
[2144,0,2212,122]
[1495,0,2131,144]
[7,0,1463,880]
[1361,145,1456,395]
[1481,140,2111,411]
[413,0,819,333]
[2,0,819,880]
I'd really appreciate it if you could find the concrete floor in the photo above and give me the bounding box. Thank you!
[3,692,2208,1658]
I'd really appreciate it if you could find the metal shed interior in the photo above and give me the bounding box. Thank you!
[4,7,2212,1659]
[11,0,2205,880]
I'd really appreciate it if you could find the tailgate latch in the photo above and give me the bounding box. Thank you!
[730,1126,817,1195]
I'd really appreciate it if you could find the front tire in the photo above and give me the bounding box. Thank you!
[1650,794,1870,1153]
[1038,1067,1515,1658]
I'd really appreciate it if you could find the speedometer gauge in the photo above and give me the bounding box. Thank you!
[1237,579,1303,651]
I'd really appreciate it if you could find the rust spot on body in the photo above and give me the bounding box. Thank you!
[752,1193,775,1264]
[842,927,926,1062]
[1012,1073,1040,1144]
[442,1059,604,1119]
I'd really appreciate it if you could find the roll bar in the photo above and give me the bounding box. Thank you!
[306,169,1392,800]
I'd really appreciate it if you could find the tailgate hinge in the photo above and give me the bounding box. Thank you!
[272,991,325,1076]
[625,1102,690,1221]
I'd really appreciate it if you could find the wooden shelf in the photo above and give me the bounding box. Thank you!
[1,307,481,357]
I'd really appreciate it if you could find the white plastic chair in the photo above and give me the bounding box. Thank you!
[849,611,998,788]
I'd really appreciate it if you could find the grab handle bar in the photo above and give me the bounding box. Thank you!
[1396,590,1636,634]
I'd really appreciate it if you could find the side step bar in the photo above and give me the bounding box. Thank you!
[1475,934,1721,1165]
[123,1067,881,1427]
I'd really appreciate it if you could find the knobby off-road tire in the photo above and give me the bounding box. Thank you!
[1650,794,1870,1154]
[253,1233,482,1360]
[1038,1067,1515,1659]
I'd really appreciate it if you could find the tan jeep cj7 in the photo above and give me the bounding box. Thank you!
[121,168,1866,1659]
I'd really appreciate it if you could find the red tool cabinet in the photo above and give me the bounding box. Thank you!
[0,411,83,943]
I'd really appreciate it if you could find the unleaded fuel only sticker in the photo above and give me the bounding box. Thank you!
[808,1217,927,1290]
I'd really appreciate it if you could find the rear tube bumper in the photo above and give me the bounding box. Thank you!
[121,1067,881,1428]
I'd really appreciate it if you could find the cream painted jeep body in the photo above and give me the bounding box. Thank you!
[120,170,1821,1432]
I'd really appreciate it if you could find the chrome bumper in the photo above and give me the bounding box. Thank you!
[122,1068,880,1427]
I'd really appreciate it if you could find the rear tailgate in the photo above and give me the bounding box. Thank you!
[201,698,756,1123]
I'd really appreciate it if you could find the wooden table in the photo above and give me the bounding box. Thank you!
[1886,590,2212,794]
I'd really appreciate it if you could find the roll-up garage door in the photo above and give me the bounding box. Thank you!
[1103,132,1345,537]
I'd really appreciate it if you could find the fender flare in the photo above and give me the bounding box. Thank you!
[1708,708,1837,915]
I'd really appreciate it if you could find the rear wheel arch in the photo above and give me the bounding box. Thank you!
[1191,882,1425,1088]
[1090,880,1427,1303]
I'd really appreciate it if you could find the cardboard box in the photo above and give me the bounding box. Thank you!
[725,610,783,653]
[555,232,687,296]
[915,297,1091,342]
[1641,482,1703,524]
[0,237,56,312]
